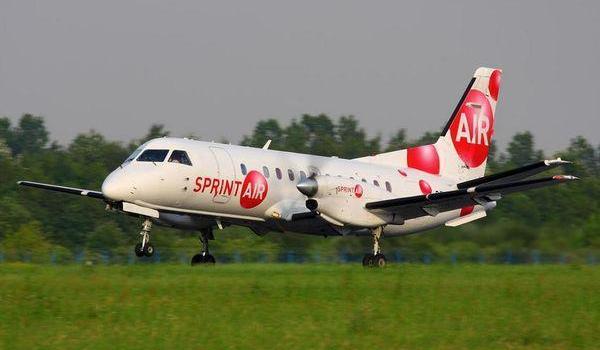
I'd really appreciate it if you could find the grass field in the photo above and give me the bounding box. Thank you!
[0,264,598,349]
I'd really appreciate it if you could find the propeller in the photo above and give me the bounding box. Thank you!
[296,176,318,197]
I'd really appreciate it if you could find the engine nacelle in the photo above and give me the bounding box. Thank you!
[297,175,397,227]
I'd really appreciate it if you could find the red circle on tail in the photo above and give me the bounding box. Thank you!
[449,90,494,168]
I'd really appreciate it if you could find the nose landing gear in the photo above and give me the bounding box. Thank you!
[134,218,155,257]
[191,228,216,266]
[362,226,386,268]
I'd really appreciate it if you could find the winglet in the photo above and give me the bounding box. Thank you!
[262,140,272,150]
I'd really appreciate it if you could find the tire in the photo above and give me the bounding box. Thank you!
[374,254,387,268]
[362,254,374,267]
[205,255,216,264]
[144,243,155,257]
[134,243,144,257]
[191,254,204,266]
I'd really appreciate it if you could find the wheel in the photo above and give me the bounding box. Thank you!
[205,254,216,264]
[134,243,144,257]
[191,254,205,266]
[374,254,387,268]
[144,243,155,257]
[362,254,374,267]
[191,254,216,266]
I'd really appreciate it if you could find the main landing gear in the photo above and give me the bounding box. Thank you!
[362,226,387,268]
[134,218,155,257]
[191,228,216,266]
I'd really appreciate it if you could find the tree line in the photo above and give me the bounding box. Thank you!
[0,114,598,263]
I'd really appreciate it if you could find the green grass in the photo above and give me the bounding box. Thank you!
[0,264,598,349]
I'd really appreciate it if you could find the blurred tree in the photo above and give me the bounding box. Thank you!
[241,119,283,149]
[506,131,544,167]
[556,136,598,177]
[0,195,32,238]
[0,222,53,263]
[9,114,48,156]
[301,114,338,156]
[130,124,170,150]
[87,221,127,254]
[282,119,309,153]
[486,140,500,173]
[385,129,409,152]
[336,115,380,158]
[413,131,440,146]
[0,117,12,152]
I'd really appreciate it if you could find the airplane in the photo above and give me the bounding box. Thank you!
[18,67,578,267]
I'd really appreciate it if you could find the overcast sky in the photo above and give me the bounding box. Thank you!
[1,1,599,153]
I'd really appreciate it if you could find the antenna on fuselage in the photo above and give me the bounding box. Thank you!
[262,140,272,150]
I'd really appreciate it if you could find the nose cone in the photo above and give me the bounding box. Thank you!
[101,169,130,201]
[296,178,318,197]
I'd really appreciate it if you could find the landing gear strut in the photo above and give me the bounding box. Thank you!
[191,228,216,266]
[134,218,154,257]
[362,226,386,268]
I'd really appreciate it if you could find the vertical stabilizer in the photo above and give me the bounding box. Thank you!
[435,67,501,181]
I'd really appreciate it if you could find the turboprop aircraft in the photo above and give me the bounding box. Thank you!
[18,67,577,267]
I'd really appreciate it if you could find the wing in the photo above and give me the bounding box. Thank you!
[18,181,105,200]
[365,175,577,220]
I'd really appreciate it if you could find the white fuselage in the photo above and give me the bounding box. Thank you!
[102,138,484,237]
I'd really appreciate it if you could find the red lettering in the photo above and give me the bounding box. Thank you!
[211,179,220,196]
[193,177,203,192]
[203,178,212,193]
[233,181,242,196]
[218,179,225,195]
[224,179,233,196]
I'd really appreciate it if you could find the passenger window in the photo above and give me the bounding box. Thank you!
[137,149,169,162]
[373,180,380,187]
[168,150,192,166]
[288,169,295,181]
[263,166,270,178]
[300,171,307,181]
[275,168,282,180]
[361,178,367,183]
[241,163,247,175]
[385,181,392,192]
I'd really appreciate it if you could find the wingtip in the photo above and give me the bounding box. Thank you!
[545,158,572,166]
[552,175,579,181]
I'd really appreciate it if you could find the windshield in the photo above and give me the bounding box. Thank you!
[137,149,170,162]
[123,142,148,164]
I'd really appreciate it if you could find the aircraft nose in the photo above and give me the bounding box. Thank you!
[102,169,131,201]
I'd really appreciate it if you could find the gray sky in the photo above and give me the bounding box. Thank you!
[1,1,599,153]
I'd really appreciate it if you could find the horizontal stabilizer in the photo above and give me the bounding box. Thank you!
[457,158,571,189]
[366,175,578,221]
[18,181,104,200]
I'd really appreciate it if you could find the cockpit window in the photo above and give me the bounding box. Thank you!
[123,143,148,164]
[168,150,192,166]
[137,149,169,162]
